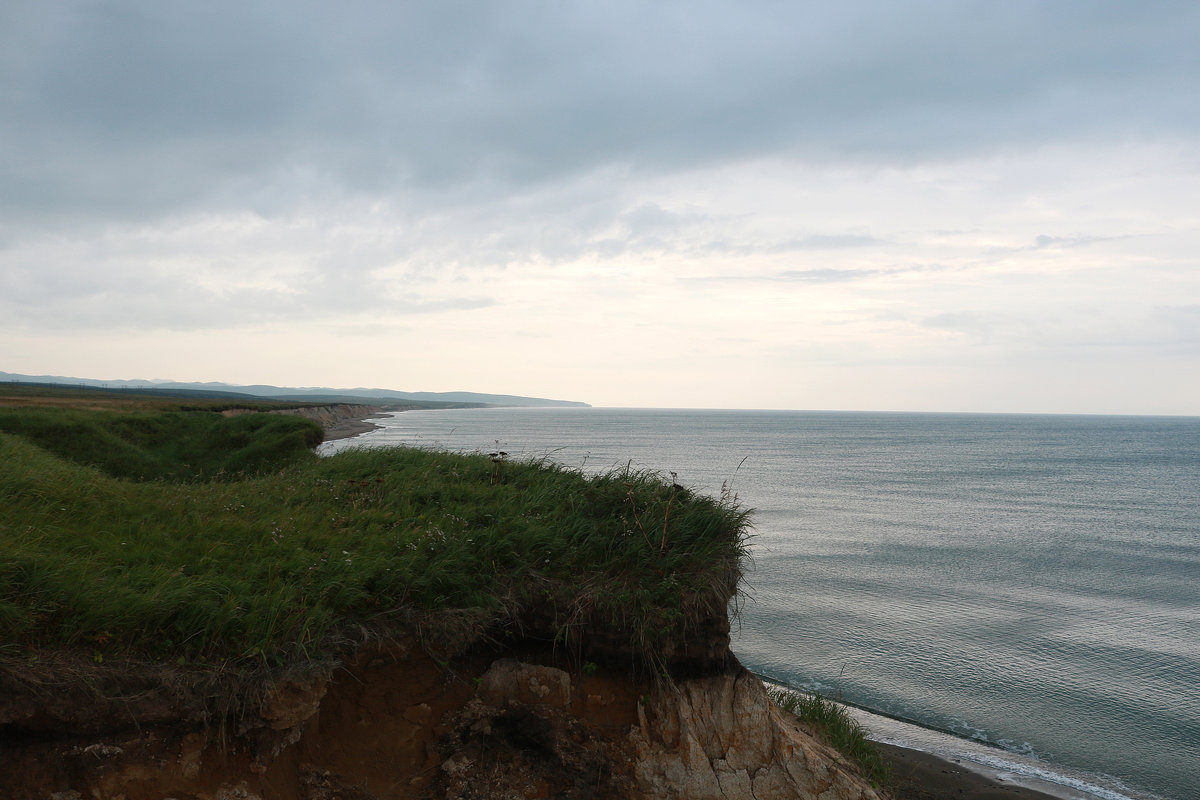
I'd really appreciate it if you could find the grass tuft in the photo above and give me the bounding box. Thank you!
[769,686,892,789]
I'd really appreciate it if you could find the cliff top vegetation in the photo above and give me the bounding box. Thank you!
[0,394,750,680]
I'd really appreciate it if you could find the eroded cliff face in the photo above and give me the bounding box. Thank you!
[0,639,883,800]
[268,405,384,428]
[631,669,882,800]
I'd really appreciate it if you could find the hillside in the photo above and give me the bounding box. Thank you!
[0,396,886,800]
[0,371,590,408]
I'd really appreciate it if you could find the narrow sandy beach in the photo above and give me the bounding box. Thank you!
[880,744,1067,800]
[317,407,396,441]
[321,415,388,441]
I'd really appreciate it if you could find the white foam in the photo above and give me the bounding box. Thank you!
[844,703,1171,800]
[762,680,1171,800]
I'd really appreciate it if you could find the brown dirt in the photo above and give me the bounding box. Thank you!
[0,638,654,800]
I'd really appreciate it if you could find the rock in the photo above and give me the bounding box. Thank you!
[259,673,328,731]
[629,666,884,800]
[477,658,572,709]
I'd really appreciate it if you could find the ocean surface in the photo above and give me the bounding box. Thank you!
[321,408,1200,800]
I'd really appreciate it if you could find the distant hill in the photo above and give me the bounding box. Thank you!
[0,371,590,409]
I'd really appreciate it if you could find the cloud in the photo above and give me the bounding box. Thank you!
[919,311,994,340]
[0,262,494,332]
[981,233,1139,255]
[3,1,1198,235]
[1149,305,1200,354]
[2,2,1198,412]
[767,262,948,284]
[777,268,881,284]
[784,235,888,250]
[1032,235,1111,250]
[0,211,496,331]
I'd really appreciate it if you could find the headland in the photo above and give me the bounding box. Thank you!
[0,388,1072,799]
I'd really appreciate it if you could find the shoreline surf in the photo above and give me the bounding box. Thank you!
[760,676,1164,800]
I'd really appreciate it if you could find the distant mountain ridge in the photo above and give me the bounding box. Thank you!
[0,371,590,409]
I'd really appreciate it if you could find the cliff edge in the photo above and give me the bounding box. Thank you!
[1,637,884,800]
[0,404,885,799]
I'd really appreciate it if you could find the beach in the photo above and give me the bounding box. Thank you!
[305,405,392,441]
[321,415,387,440]
[880,745,1065,800]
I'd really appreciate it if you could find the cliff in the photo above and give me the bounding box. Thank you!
[0,634,885,800]
[268,403,389,441]
[268,403,385,427]
[0,404,886,799]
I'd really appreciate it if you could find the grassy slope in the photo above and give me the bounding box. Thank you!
[769,687,893,789]
[0,407,325,481]
[0,404,748,674]
[0,381,312,412]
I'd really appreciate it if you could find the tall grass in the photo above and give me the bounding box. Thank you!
[0,407,322,480]
[0,409,749,674]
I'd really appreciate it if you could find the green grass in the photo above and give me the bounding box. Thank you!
[0,407,323,481]
[769,687,892,788]
[0,407,749,674]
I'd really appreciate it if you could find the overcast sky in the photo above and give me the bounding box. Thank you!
[2,1,1198,413]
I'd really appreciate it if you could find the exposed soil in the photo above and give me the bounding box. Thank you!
[0,636,652,800]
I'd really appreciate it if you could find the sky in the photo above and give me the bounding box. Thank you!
[2,1,1199,413]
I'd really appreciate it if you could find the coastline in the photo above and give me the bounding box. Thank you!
[321,414,388,441]
[319,414,1130,800]
[317,407,396,441]
[881,744,1065,800]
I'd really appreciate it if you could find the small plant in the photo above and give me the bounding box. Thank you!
[487,440,509,485]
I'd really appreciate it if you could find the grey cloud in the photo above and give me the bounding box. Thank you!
[777,268,881,283]
[621,203,703,238]
[394,191,714,268]
[0,248,492,331]
[920,311,993,339]
[686,261,948,284]
[1031,234,1132,250]
[684,232,893,261]
[912,303,1200,354]
[983,233,1138,256]
[473,200,884,267]
[1150,304,1200,354]
[771,262,947,283]
[0,284,494,332]
[776,235,889,251]
[3,1,1198,233]
[1029,234,1122,252]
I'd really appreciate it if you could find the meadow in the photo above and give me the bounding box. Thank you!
[0,397,748,674]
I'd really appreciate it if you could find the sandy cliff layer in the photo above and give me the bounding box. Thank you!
[219,403,389,440]
[270,404,389,440]
[0,636,884,800]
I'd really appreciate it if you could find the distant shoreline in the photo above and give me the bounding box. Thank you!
[320,408,398,441]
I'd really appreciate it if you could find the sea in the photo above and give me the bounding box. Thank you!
[319,408,1200,800]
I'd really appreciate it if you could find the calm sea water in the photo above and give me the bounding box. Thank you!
[321,408,1200,800]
